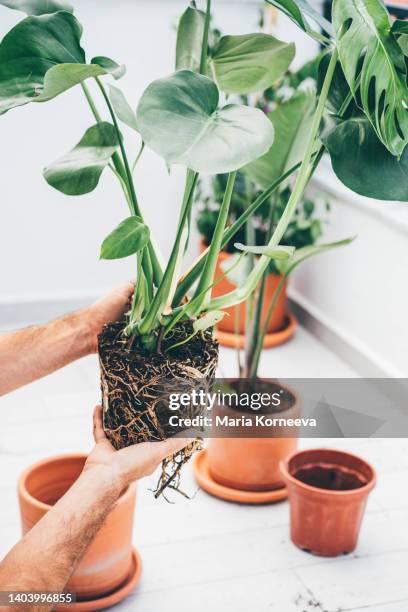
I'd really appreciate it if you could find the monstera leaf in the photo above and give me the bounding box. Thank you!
[244,91,315,188]
[0,0,73,14]
[392,20,408,56]
[175,3,205,72]
[91,56,125,80]
[332,0,408,158]
[0,12,122,113]
[100,216,150,260]
[44,122,120,195]
[319,55,408,202]
[265,0,333,43]
[136,70,274,174]
[109,85,138,131]
[208,34,295,94]
[323,115,408,202]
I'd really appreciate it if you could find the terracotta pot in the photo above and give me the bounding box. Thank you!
[281,448,376,557]
[18,454,137,600]
[207,383,299,492]
[200,242,288,336]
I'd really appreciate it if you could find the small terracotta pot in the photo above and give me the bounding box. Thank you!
[200,242,288,336]
[207,383,299,492]
[281,448,376,557]
[18,454,137,600]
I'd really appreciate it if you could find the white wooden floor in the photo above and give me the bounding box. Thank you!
[0,326,407,612]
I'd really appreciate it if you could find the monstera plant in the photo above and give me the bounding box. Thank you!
[0,0,406,495]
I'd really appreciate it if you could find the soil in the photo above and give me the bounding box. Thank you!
[98,320,218,497]
[293,462,368,491]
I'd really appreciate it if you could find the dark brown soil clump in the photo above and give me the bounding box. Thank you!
[98,320,218,497]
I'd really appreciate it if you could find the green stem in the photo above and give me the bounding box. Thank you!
[95,77,138,214]
[249,274,287,378]
[93,78,163,286]
[191,171,236,313]
[246,195,277,375]
[138,173,198,335]
[81,82,131,209]
[199,0,212,75]
[132,141,145,173]
[163,253,246,339]
[172,161,301,307]
[206,48,339,312]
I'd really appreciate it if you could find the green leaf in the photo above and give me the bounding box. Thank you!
[279,238,354,275]
[392,20,408,36]
[265,0,333,43]
[176,3,205,72]
[0,12,84,113]
[136,70,274,173]
[193,310,226,333]
[91,56,126,80]
[208,33,295,94]
[392,20,408,56]
[398,34,408,56]
[234,243,295,259]
[323,115,408,202]
[332,0,408,158]
[43,122,119,195]
[244,91,315,189]
[0,12,115,113]
[35,63,106,102]
[109,84,138,131]
[100,216,150,260]
[0,0,73,14]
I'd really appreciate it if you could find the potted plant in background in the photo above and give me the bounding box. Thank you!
[195,58,331,348]
[193,0,408,502]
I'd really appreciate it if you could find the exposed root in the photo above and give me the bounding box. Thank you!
[98,321,218,498]
[153,439,202,500]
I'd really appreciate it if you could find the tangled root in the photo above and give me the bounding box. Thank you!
[98,321,218,498]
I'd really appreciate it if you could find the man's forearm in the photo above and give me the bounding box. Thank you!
[0,310,93,396]
[0,466,122,611]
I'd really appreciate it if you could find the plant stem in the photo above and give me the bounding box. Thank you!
[206,47,339,312]
[249,274,287,378]
[172,161,302,307]
[132,141,145,172]
[138,173,199,335]
[93,78,163,286]
[81,82,131,208]
[246,195,277,376]
[191,171,237,313]
[95,77,138,214]
[199,0,212,75]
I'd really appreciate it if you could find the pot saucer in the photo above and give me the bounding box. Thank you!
[193,450,288,505]
[55,548,142,611]
[215,312,297,349]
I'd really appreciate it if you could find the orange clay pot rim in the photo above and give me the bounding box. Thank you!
[18,452,135,512]
[280,448,376,498]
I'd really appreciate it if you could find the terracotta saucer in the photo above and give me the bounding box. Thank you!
[55,548,142,611]
[216,312,297,349]
[193,450,288,505]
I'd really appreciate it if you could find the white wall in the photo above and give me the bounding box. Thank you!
[0,0,317,304]
[291,160,408,377]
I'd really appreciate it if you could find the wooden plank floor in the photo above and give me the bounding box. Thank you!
[0,328,406,611]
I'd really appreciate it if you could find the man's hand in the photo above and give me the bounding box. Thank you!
[84,405,190,489]
[85,283,134,353]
